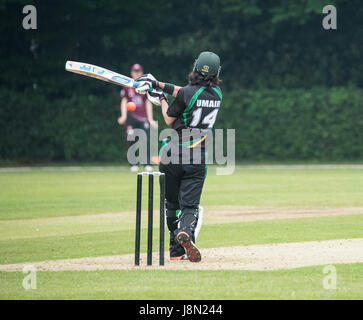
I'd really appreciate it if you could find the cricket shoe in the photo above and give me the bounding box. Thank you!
[176,232,201,262]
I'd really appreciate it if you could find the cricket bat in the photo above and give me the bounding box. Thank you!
[65,61,150,90]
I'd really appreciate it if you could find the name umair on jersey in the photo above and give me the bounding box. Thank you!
[196,99,221,108]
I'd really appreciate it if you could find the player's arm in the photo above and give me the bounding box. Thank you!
[135,74,181,98]
[118,97,128,125]
[160,98,176,126]
[145,86,175,125]
[154,81,181,98]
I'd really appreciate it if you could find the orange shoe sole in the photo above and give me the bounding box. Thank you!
[170,255,187,261]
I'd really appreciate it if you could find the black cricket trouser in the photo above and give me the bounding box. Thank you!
[159,162,206,257]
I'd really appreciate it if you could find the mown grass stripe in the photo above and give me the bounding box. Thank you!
[1,214,362,265]
[1,264,363,299]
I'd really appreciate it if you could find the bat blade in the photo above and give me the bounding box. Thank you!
[65,61,139,88]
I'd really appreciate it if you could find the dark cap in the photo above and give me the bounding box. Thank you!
[195,52,221,76]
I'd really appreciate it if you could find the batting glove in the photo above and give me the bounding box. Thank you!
[135,73,157,94]
[147,88,167,106]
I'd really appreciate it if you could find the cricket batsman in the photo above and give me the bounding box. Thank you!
[136,52,222,262]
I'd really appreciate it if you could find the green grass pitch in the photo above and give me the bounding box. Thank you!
[0,166,362,299]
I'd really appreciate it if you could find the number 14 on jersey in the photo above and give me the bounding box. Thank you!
[190,108,219,128]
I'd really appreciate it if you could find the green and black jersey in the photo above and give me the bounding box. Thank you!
[163,84,222,164]
[167,85,222,133]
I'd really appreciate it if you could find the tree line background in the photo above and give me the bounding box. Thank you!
[0,0,362,163]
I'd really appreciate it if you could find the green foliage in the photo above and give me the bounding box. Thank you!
[217,86,363,161]
[1,86,361,162]
[2,0,363,90]
[0,88,125,162]
[0,0,362,162]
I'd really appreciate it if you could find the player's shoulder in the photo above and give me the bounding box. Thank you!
[181,84,202,92]
[213,85,222,92]
[174,85,193,106]
[210,85,222,100]
[179,84,204,99]
[183,84,221,92]
[185,84,222,101]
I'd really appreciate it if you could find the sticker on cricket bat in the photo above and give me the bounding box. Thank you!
[65,61,139,88]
